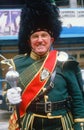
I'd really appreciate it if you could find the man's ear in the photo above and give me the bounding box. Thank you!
[51,37,54,44]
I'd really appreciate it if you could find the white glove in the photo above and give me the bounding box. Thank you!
[7,87,22,104]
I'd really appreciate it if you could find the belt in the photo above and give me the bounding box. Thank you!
[27,99,69,114]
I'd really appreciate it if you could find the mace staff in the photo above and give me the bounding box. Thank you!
[5,66,22,129]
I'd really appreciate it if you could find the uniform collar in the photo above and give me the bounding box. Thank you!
[30,51,49,60]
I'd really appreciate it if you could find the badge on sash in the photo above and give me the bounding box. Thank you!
[40,69,50,80]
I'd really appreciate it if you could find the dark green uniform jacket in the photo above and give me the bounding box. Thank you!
[8,51,84,130]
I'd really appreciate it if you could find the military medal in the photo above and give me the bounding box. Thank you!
[57,51,68,62]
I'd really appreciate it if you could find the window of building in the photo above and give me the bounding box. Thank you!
[77,0,84,7]
[55,0,84,7]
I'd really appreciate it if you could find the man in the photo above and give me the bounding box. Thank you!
[6,0,84,130]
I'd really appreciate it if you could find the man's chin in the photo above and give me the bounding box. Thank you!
[37,51,46,56]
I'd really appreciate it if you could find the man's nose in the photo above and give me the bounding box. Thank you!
[38,36,43,42]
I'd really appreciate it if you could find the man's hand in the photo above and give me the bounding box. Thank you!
[7,87,22,104]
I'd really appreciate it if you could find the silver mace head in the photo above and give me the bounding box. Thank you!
[5,66,19,88]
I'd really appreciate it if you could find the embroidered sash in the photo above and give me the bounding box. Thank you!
[19,50,58,117]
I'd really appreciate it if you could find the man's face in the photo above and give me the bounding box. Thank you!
[29,31,54,56]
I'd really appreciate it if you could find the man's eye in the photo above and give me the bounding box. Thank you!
[32,35,38,39]
[42,34,48,38]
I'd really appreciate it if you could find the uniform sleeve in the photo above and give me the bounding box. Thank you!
[74,65,84,98]
[63,60,84,130]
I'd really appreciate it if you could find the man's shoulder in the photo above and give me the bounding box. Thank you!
[14,53,28,60]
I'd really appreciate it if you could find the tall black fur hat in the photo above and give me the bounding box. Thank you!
[18,0,62,54]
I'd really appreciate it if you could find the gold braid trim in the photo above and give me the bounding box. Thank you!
[33,113,62,119]
[32,113,74,130]
[22,113,35,130]
[21,112,75,130]
[61,116,67,130]
[74,118,84,122]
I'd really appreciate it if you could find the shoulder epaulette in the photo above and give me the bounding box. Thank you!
[13,53,27,60]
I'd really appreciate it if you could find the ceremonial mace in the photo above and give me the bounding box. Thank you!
[5,66,22,129]
[0,54,21,129]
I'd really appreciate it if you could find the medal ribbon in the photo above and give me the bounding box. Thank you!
[19,50,58,117]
